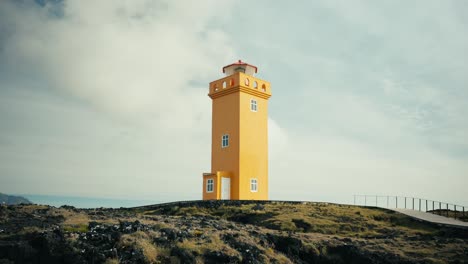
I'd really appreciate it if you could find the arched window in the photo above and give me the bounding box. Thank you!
[261,84,266,92]
[222,81,227,89]
[253,81,258,89]
[245,78,250,86]
[230,78,235,86]
[214,84,218,92]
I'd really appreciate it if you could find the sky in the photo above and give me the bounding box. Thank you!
[0,0,467,205]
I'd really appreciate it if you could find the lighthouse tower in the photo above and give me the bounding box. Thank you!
[202,60,271,200]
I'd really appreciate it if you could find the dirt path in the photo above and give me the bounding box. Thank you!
[392,208,468,228]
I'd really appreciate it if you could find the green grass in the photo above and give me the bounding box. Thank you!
[5,202,467,263]
[146,202,439,238]
[62,224,89,233]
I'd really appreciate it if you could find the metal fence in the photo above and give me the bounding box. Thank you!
[353,195,466,220]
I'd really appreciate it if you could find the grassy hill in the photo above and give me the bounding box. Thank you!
[1,200,467,263]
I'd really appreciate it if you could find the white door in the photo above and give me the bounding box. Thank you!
[221,177,231,200]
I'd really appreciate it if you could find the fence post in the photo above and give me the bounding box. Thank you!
[454,205,457,219]
[354,195,356,205]
[432,201,434,212]
[405,197,406,209]
[446,203,449,217]
[464,207,465,218]
[426,200,428,212]
[412,198,414,210]
[396,196,398,208]
[439,202,442,215]
[376,196,378,207]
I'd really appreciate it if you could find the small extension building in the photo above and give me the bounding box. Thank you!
[202,61,271,200]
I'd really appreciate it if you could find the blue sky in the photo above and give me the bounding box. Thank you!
[0,0,467,205]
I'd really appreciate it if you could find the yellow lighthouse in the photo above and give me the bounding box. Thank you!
[202,60,271,200]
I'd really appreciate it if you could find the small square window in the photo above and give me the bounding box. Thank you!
[222,134,229,148]
[250,178,258,192]
[207,179,214,193]
[250,99,257,112]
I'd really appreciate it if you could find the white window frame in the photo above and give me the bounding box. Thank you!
[206,179,214,193]
[222,134,229,148]
[250,178,258,192]
[250,99,258,112]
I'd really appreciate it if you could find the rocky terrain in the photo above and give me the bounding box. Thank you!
[0,200,467,263]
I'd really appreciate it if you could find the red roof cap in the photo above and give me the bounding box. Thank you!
[222,60,258,73]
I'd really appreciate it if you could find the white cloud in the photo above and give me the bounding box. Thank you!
[1,1,467,206]
[268,117,288,158]
[2,0,234,120]
[0,0,237,199]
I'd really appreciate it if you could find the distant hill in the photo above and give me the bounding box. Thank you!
[0,193,32,205]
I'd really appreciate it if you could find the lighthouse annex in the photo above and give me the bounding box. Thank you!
[202,61,271,200]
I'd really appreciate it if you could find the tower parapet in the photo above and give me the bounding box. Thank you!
[209,72,271,99]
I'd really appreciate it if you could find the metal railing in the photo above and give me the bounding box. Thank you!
[353,195,466,220]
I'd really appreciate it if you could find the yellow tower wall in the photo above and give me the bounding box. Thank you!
[205,71,271,200]
[210,92,240,199]
[239,92,269,200]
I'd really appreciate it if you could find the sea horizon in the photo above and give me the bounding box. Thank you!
[19,194,169,209]
[13,193,466,210]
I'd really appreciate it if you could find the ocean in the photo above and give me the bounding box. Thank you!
[15,194,466,210]
[22,194,168,209]
[20,193,354,209]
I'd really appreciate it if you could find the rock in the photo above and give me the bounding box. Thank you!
[223,234,264,263]
[171,247,196,263]
[341,237,353,243]
[252,204,265,211]
[160,228,178,241]
[204,250,242,263]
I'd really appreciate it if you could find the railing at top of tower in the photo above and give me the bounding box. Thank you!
[209,72,271,95]
[353,194,467,221]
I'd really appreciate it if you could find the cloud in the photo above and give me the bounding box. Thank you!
[1,1,467,206]
[1,0,234,120]
[229,1,468,204]
[268,117,288,158]
[0,0,239,198]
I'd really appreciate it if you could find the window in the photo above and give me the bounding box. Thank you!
[250,99,257,112]
[206,179,214,193]
[250,178,258,192]
[222,134,229,148]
